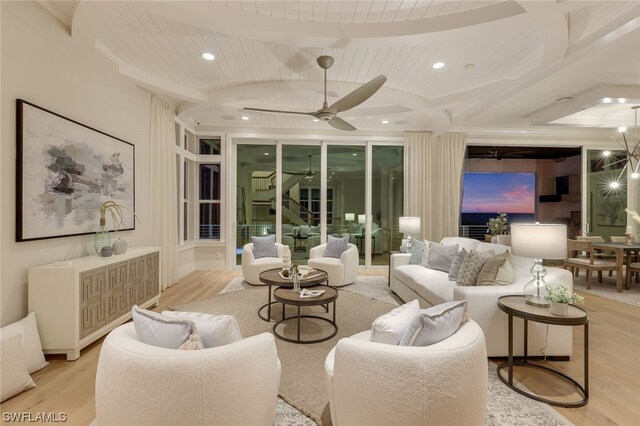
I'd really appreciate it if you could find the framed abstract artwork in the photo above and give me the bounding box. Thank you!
[16,99,135,241]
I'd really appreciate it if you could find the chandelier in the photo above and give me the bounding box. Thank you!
[604,105,640,188]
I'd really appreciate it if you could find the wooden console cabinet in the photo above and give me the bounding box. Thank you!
[28,247,161,360]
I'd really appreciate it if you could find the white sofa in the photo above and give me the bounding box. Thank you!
[241,242,290,285]
[390,237,574,357]
[95,323,281,426]
[308,243,359,287]
[325,320,488,426]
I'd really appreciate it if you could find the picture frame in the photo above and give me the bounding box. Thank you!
[16,99,135,242]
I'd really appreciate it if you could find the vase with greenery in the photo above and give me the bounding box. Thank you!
[94,201,139,255]
[544,284,585,316]
[486,213,509,237]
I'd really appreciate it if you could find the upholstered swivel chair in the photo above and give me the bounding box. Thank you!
[95,323,281,426]
[324,320,488,426]
[308,243,358,287]
[241,242,291,285]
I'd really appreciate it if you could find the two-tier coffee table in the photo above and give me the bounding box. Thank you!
[258,268,329,322]
[272,285,338,344]
[496,295,589,407]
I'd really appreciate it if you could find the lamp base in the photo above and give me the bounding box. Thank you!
[525,295,550,307]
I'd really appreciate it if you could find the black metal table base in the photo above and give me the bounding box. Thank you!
[497,361,588,407]
[259,300,329,322]
[272,303,337,344]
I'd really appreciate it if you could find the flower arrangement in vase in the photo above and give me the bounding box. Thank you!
[544,284,585,316]
[486,213,509,241]
[95,201,139,255]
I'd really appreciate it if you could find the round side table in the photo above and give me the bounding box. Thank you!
[496,295,589,408]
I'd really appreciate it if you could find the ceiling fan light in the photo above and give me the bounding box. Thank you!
[618,126,626,133]
[432,62,445,69]
[609,181,620,189]
[202,52,215,61]
[381,120,389,124]
[603,150,611,156]
[631,172,639,179]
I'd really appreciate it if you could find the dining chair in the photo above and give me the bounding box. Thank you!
[565,239,619,289]
[577,235,617,276]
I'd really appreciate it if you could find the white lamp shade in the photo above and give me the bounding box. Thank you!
[345,213,355,221]
[399,216,421,234]
[511,223,567,259]
[358,214,366,224]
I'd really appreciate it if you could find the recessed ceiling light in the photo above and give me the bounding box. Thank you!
[353,153,357,156]
[241,116,249,120]
[381,120,389,124]
[432,62,445,69]
[609,181,620,189]
[602,98,612,103]
[202,52,215,61]
[313,118,319,122]
[618,98,626,103]
[464,63,476,70]
[603,150,611,156]
[618,126,627,133]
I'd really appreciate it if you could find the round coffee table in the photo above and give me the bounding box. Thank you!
[272,285,338,344]
[496,295,589,407]
[258,268,329,322]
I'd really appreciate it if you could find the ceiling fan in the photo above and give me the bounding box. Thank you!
[243,55,387,131]
[284,155,316,177]
[468,148,534,161]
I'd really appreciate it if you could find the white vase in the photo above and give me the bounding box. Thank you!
[549,302,568,316]
[112,238,128,255]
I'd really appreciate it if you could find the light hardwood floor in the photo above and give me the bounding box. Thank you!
[2,269,639,425]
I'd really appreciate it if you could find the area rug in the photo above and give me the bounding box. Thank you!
[572,272,640,308]
[172,280,572,426]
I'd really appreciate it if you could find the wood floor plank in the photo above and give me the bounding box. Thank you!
[1,269,639,426]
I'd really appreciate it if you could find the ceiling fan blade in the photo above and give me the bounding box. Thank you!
[328,75,387,113]
[328,117,357,131]
[243,107,315,116]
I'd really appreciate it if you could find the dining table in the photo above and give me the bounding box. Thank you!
[591,242,640,292]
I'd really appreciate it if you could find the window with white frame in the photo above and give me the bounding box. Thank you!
[199,163,221,239]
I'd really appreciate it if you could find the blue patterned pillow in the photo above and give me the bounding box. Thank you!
[409,239,424,265]
[252,235,277,259]
[325,235,349,258]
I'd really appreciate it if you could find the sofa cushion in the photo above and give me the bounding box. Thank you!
[395,265,456,305]
[476,241,510,255]
[399,300,469,346]
[325,235,349,258]
[495,253,516,285]
[409,239,425,265]
[427,242,459,272]
[456,250,495,286]
[299,225,310,237]
[476,252,509,285]
[448,249,468,281]
[252,235,277,259]
[370,300,420,345]
[420,240,433,266]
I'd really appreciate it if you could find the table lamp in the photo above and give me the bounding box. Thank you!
[511,223,567,307]
[358,214,366,224]
[345,213,354,224]
[399,216,421,252]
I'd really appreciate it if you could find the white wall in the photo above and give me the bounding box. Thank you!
[1,2,152,325]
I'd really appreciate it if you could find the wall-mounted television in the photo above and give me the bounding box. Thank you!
[461,172,536,226]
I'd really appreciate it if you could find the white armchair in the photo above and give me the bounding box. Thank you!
[325,320,488,426]
[241,242,290,285]
[308,243,358,287]
[95,323,281,426]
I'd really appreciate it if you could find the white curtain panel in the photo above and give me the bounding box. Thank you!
[404,131,467,241]
[149,96,178,290]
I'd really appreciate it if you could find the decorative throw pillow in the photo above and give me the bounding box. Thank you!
[420,240,431,266]
[282,224,293,235]
[399,301,470,347]
[1,335,36,403]
[132,306,203,349]
[370,300,420,345]
[325,235,349,258]
[476,252,509,285]
[495,252,515,285]
[251,235,277,259]
[299,225,310,237]
[409,239,424,265]
[448,249,468,281]
[427,242,459,272]
[0,312,48,373]
[161,311,241,348]
[456,250,495,286]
